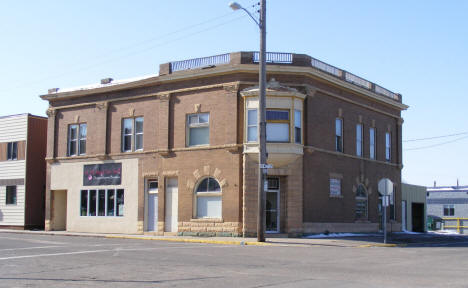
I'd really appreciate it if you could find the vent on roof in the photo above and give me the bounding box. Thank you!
[101,78,113,84]
[48,88,59,94]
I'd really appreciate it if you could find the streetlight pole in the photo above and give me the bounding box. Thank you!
[230,0,267,242]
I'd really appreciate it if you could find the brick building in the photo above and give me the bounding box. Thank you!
[0,114,47,229]
[41,52,407,236]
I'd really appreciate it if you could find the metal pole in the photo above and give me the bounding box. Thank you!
[257,0,267,242]
[383,196,387,244]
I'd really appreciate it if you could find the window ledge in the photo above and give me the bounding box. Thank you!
[190,218,224,223]
[329,194,343,199]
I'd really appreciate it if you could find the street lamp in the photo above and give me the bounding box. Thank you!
[229,1,267,242]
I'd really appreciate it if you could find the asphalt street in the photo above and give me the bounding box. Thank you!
[0,232,467,288]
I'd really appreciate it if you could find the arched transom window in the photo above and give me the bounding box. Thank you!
[355,184,368,219]
[195,177,222,218]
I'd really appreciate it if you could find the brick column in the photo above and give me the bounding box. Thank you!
[158,93,171,154]
[44,108,56,231]
[95,101,109,157]
[286,158,303,235]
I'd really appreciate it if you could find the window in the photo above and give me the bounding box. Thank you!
[247,109,258,142]
[355,184,368,219]
[80,189,124,217]
[385,132,391,162]
[329,178,341,197]
[7,142,17,160]
[148,180,158,193]
[369,127,376,160]
[195,177,221,218]
[122,117,144,152]
[6,186,17,205]
[68,124,87,156]
[187,113,209,146]
[356,124,363,156]
[335,118,343,152]
[294,110,302,144]
[266,109,289,142]
[390,187,396,220]
[443,204,455,216]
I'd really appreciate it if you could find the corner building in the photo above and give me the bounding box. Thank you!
[41,52,407,236]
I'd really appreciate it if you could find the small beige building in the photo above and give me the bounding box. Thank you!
[401,183,427,232]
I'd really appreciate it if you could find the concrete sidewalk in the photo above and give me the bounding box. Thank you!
[0,229,397,248]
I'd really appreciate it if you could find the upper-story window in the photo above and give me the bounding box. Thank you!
[187,113,209,146]
[266,109,289,142]
[356,123,363,157]
[122,117,143,152]
[294,110,302,144]
[7,142,17,160]
[247,109,258,142]
[68,123,87,156]
[385,132,391,162]
[335,118,343,152]
[369,127,376,160]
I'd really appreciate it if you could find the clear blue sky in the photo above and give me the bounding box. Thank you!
[1,0,467,187]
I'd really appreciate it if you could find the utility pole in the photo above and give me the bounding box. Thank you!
[257,0,267,242]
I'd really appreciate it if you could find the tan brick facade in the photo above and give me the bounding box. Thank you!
[41,52,406,236]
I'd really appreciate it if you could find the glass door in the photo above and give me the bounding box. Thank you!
[266,177,280,233]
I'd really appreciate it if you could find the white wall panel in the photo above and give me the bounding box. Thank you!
[0,161,26,179]
[0,185,25,226]
[0,114,28,142]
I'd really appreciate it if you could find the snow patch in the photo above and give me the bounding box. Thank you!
[303,233,377,239]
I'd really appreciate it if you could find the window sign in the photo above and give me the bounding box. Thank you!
[83,163,122,186]
[330,178,341,196]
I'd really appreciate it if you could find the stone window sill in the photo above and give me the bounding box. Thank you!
[190,218,224,223]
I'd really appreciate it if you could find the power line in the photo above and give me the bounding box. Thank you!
[0,11,244,93]
[404,135,468,151]
[403,131,468,142]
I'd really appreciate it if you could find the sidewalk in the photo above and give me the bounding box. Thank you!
[0,229,397,248]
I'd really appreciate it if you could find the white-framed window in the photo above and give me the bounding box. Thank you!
[187,113,209,146]
[68,123,87,156]
[247,109,258,142]
[356,123,363,157]
[385,132,391,162]
[443,204,455,216]
[80,189,124,217]
[6,186,17,205]
[335,118,343,152]
[7,142,17,160]
[266,109,289,142]
[122,117,144,152]
[355,184,368,219]
[195,177,221,218]
[329,178,341,197]
[369,127,376,160]
[294,110,302,144]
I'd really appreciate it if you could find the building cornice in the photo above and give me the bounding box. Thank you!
[41,64,407,111]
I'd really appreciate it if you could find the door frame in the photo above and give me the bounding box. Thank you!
[164,177,178,232]
[145,179,159,232]
[266,177,280,233]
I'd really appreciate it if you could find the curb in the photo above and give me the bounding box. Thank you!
[105,235,273,246]
[357,243,406,248]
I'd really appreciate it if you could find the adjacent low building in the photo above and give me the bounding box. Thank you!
[0,114,47,229]
[41,52,407,236]
[427,185,468,234]
[401,183,427,232]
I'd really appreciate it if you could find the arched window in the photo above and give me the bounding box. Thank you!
[195,177,222,218]
[355,184,368,219]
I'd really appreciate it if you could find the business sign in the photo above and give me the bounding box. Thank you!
[83,163,122,186]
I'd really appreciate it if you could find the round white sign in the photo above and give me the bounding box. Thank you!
[378,178,393,196]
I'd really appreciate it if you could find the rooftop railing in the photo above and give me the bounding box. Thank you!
[252,52,293,64]
[164,52,401,102]
[170,53,231,72]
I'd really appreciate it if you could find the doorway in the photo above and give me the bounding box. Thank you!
[51,190,67,231]
[266,177,280,233]
[146,180,158,232]
[412,203,425,232]
[164,178,178,232]
[402,200,407,231]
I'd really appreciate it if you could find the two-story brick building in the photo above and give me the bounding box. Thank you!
[41,52,407,236]
[0,114,47,229]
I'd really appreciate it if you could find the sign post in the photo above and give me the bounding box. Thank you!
[378,178,393,244]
